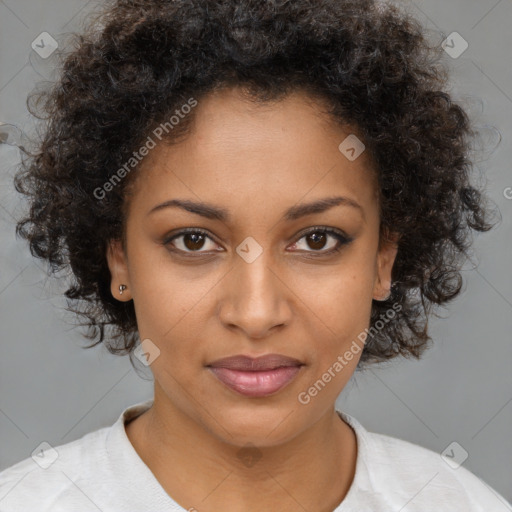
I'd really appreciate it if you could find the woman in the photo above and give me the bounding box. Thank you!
[0,0,510,510]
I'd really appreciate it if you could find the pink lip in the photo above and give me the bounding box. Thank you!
[207,354,304,397]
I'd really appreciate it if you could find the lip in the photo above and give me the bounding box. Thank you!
[207,354,304,397]
[208,354,303,371]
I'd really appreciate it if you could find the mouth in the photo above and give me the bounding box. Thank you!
[206,354,304,398]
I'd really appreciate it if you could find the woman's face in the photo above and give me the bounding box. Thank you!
[107,87,398,447]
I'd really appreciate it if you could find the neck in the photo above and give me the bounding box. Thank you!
[126,392,357,512]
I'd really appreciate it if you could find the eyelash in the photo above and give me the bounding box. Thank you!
[163,226,353,258]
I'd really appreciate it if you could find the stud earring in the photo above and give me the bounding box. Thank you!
[119,284,127,295]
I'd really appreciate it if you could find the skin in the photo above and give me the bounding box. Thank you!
[107,86,398,512]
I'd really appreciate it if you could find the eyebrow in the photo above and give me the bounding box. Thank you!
[148,195,364,222]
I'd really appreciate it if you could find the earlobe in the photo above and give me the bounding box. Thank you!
[106,239,132,301]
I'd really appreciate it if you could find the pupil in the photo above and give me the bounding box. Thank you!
[308,232,326,250]
[184,233,205,251]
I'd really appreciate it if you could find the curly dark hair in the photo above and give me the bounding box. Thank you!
[14,0,498,369]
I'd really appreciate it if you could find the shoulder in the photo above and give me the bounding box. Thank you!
[0,426,110,511]
[339,411,512,511]
[0,400,154,512]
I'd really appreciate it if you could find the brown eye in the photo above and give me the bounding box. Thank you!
[165,229,220,254]
[305,232,328,250]
[290,227,352,255]
[182,233,206,251]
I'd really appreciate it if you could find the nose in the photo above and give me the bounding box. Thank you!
[218,249,292,339]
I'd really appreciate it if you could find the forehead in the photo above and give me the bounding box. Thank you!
[129,87,379,218]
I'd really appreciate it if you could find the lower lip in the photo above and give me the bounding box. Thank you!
[208,366,302,397]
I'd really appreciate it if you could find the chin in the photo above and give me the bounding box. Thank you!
[204,404,304,448]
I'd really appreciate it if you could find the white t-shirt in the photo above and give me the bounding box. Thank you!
[0,399,510,512]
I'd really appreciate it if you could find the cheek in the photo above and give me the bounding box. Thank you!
[128,258,222,382]
[297,260,375,373]
[127,237,212,333]
[311,281,372,366]
[132,273,205,344]
[294,262,375,333]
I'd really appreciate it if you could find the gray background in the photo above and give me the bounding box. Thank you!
[1,0,511,507]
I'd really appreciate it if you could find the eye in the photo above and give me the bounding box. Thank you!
[163,226,352,257]
[289,227,352,255]
[164,228,221,254]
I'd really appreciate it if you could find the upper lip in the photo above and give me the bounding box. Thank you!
[207,354,303,371]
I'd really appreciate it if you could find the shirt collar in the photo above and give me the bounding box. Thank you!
[105,399,374,510]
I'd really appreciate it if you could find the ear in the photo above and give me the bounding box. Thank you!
[372,230,399,301]
[106,239,132,301]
